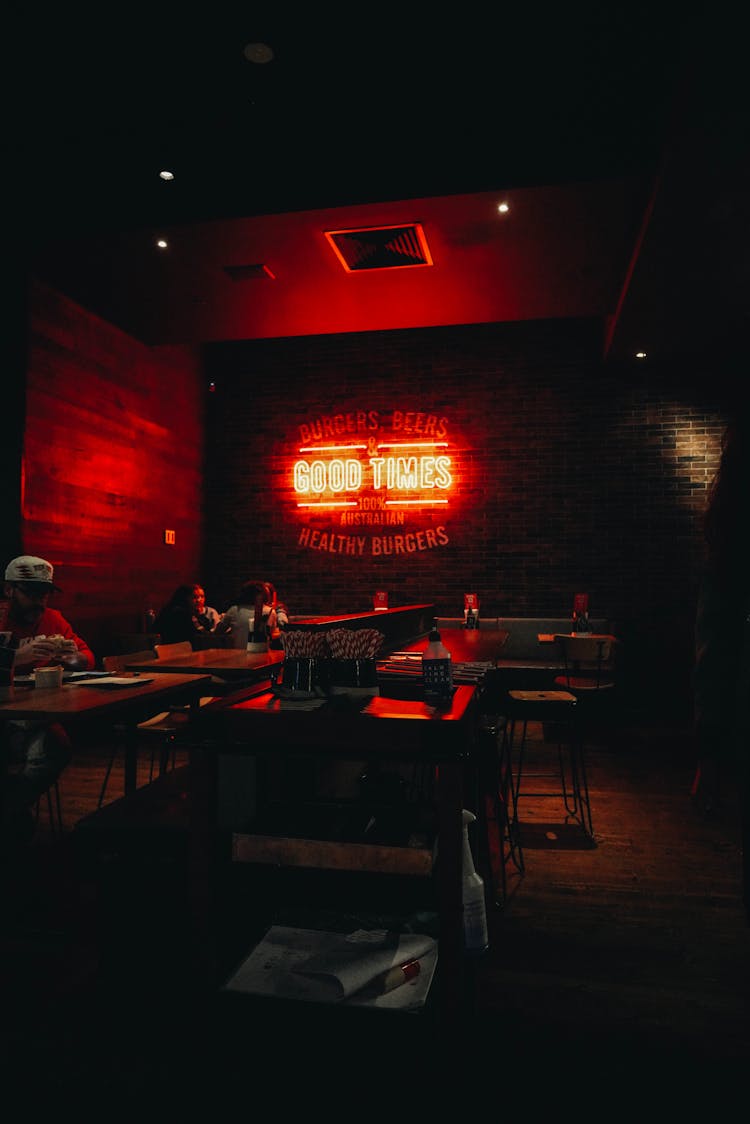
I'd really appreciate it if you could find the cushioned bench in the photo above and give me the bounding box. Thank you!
[497,618,612,661]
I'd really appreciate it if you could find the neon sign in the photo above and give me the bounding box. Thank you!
[294,447,452,507]
[292,410,458,556]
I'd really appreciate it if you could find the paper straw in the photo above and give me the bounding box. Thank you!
[281,630,328,657]
[326,628,384,659]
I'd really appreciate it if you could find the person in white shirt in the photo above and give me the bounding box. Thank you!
[216,580,288,649]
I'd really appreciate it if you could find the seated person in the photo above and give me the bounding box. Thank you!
[154,583,219,646]
[264,581,289,642]
[216,580,289,649]
[2,554,95,848]
[192,584,221,632]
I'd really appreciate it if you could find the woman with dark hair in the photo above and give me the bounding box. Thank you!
[154,583,218,646]
[216,580,289,649]
[692,408,750,915]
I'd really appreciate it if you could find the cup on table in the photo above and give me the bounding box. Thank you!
[35,664,64,689]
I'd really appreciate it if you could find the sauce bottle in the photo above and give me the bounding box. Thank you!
[423,619,453,701]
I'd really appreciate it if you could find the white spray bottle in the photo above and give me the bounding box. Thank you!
[462,809,489,953]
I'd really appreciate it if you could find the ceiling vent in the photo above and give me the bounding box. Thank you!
[325,223,433,272]
[223,263,276,281]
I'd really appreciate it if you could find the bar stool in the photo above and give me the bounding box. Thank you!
[476,713,525,904]
[501,688,594,843]
[468,670,526,906]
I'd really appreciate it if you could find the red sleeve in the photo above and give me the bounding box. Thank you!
[50,610,96,670]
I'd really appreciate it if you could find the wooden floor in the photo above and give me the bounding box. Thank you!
[2,717,748,1107]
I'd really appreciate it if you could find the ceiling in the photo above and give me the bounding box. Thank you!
[13,12,748,378]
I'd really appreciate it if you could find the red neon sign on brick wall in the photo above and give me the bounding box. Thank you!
[292,410,457,558]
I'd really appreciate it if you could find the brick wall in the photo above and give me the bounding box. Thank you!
[21,283,731,719]
[25,279,205,657]
[203,318,729,718]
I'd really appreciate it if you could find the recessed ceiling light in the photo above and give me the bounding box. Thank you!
[497,201,510,213]
[243,41,274,64]
[159,170,175,181]
[635,351,647,359]
[156,239,168,250]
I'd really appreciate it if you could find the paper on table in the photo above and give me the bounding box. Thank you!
[14,670,116,685]
[77,676,155,689]
[223,926,438,1010]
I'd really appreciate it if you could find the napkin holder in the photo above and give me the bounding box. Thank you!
[271,657,328,699]
[327,658,379,698]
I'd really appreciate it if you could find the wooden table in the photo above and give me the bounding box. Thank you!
[395,629,510,664]
[536,632,617,644]
[125,647,284,681]
[124,608,437,682]
[377,629,510,692]
[0,672,212,796]
[193,681,482,1026]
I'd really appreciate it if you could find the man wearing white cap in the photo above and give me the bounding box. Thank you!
[2,555,95,849]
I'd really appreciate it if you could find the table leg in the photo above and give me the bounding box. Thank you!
[435,757,466,1024]
[123,728,138,795]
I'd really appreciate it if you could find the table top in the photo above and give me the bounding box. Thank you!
[123,625,509,685]
[0,671,212,721]
[125,647,285,678]
[198,682,479,760]
[289,604,434,629]
[537,632,618,644]
[395,629,510,664]
[214,683,476,721]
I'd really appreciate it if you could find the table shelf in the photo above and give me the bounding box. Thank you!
[232,833,434,876]
[230,797,436,876]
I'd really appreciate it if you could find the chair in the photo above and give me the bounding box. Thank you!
[552,632,618,753]
[153,638,259,694]
[113,632,161,655]
[544,633,618,829]
[552,633,616,697]
[97,650,206,807]
[153,640,193,660]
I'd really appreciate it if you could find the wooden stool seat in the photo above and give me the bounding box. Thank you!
[502,687,594,844]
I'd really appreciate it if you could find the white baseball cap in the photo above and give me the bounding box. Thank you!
[4,555,62,591]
